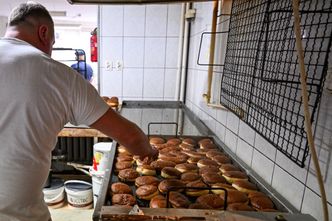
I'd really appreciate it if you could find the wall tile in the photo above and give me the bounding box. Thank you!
[275,150,307,183]
[215,121,226,142]
[164,69,179,100]
[216,108,228,126]
[124,5,146,37]
[123,68,143,98]
[301,187,332,221]
[226,112,240,134]
[165,37,180,68]
[145,5,167,37]
[123,37,144,68]
[236,138,254,167]
[272,165,305,210]
[224,129,238,153]
[167,4,182,37]
[254,133,277,161]
[143,68,165,98]
[100,6,123,37]
[100,68,122,97]
[100,37,123,66]
[239,121,255,146]
[144,38,166,68]
[252,150,274,184]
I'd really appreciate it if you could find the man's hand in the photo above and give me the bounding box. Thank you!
[139,146,158,164]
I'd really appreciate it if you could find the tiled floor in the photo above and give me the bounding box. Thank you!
[49,206,94,221]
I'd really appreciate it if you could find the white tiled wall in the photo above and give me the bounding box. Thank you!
[184,1,332,220]
[99,4,182,100]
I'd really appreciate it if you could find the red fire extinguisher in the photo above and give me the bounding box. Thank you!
[90,28,97,62]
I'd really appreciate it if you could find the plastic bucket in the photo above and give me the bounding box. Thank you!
[93,142,112,172]
[90,169,104,207]
[64,180,93,209]
[43,178,65,209]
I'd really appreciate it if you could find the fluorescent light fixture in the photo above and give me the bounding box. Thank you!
[49,11,67,17]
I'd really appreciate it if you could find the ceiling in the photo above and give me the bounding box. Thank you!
[0,0,98,30]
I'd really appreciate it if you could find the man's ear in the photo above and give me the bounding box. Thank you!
[38,24,49,45]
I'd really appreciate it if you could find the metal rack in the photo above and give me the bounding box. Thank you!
[219,0,332,167]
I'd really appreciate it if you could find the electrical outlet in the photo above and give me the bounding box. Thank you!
[115,60,122,71]
[105,61,112,71]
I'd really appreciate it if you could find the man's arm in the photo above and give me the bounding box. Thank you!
[90,108,157,159]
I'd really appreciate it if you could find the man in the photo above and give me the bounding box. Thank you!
[71,50,93,82]
[0,2,157,221]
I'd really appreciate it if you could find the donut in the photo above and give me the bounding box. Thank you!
[219,164,241,173]
[196,194,224,209]
[185,180,209,197]
[150,195,167,208]
[181,138,197,147]
[166,138,182,146]
[219,189,249,204]
[222,171,248,183]
[149,137,165,145]
[201,173,227,185]
[111,182,132,194]
[227,203,255,211]
[135,176,160,187]
[206,150,225,159]
[180,172,201,184]
[136,164,156,176]
[175,163,199,173]
[211,155,231,165]
[115,161,133,171]
[189,203,213,209]
[232,180,258,193]
[118,168,139,182]
[136,185,159,200]
[197,159,219,168]
[198,138,214,147]
[200,142,218,150]
[150,160,176,171]
[169,192,190,208]
[112,194,136,206]
[250,196,274,210]
[210,183,235,194]
[199,165,220,175]
[158,179,185,194]
[161,167,182,179]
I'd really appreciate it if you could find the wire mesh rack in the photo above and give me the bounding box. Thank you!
[220,0,332,167]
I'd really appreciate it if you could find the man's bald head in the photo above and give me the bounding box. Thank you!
[5,1,55,56]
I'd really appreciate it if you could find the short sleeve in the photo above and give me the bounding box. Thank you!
[68,74,109,126]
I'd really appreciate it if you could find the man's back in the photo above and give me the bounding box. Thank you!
[71,61,93,81]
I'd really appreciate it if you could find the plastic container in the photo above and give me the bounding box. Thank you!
[64,180,93,209]
[43,178,65,209]
[93,142,112,172]
[90,168,104,207]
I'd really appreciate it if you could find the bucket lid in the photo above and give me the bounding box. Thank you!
[43,178,64,190]
[64,180,92,191]
[93,142,112,152]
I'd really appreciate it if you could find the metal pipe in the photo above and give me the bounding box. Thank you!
[176,4,186,101]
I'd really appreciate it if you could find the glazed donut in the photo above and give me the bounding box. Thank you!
[210,183,235,194]
[220,189,249,204]
[150,195,167,208]
[196,194,224,209]
[112,194,136,206]
[118,168,139,182]
[115,161,133,171]
[161,167,182,179]
[199,165,220,175]
[180,172,201,184]
[175,163,199,173]
[197,159,219,168]
[150,160,176,171]
[222,171,248,183]
[211,155,231,165]
[219,164,241,174]
[135,185,159,200]
[149,137,165,145]
[158,179,185,194]
[185,180,209,197]
[169,191,190,208]
[135,175,160,187]
[201,173,227,185]
[136,164,156,176]
[232,180,258,193]
[181,138,197,147]
[167,138,182,146]
[111,182,132,194]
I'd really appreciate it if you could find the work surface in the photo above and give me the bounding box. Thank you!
[50,207,93,221]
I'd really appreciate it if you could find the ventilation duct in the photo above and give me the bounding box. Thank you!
[67,0,212,4]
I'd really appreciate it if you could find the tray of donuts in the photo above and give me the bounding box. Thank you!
[108,136,279,212]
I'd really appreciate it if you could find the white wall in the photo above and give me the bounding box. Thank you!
[185,1,332,221]
[98,4,182,101]
[0,16,7,37]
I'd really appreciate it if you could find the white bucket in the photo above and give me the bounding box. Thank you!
[90,169,104,207]
[43,178,65,209]
[64,180,93,209]
[93,142,112,172]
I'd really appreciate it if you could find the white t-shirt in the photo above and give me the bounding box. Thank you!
[0,38,109,221]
